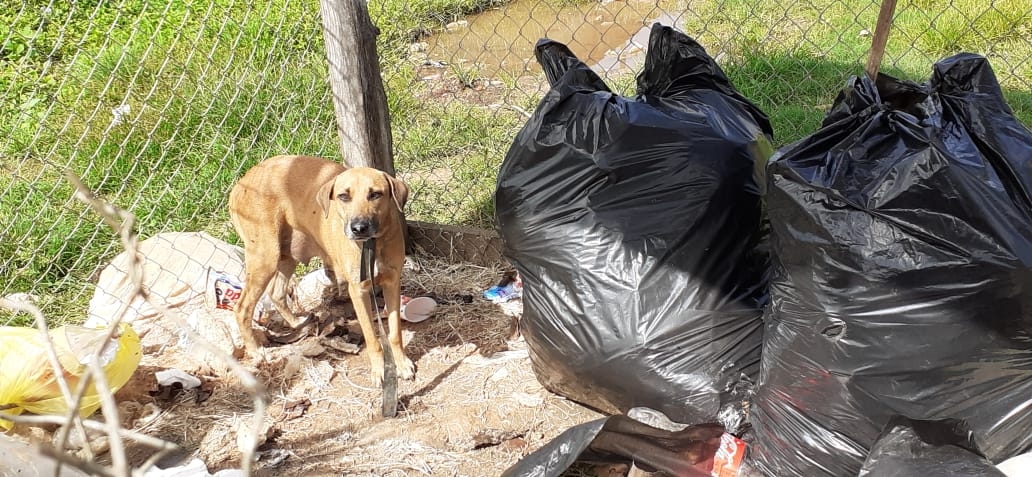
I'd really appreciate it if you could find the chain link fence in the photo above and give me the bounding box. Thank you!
[0,0,1029,473]
[2,0,1030,320]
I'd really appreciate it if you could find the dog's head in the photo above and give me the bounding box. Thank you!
[316,167,409,241]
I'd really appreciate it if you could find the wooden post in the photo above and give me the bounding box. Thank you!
[319,0,396,175]
[865,0,898,80]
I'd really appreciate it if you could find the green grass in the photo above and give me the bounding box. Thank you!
[683,0,1032,143]
[1,0,1030,325]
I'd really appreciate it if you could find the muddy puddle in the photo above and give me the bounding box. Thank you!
[424,0,683,78]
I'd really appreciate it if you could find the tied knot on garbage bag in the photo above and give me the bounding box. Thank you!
[0,323,142,430]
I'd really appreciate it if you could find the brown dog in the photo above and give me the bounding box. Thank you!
[227,155,413,385]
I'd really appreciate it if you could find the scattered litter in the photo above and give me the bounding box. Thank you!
[87,232,244,329]
[111,103,131,126]
[294,267,335,312]
[209,270,243,311]
[482,272,522,303]
[323,336,361,355]
[256,448,291,467]
[402,296,437,323]
[472,429,525,450]
[152,368,210,404]
[155,368,202,389]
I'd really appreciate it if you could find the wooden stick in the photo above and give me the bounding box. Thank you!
[865,0,899,79]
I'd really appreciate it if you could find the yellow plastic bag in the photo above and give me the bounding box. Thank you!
[0,323,141,430]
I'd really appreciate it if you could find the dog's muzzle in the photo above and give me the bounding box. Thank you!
[346,217,378,241]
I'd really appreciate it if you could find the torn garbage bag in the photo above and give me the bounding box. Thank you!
[747,53,1032,476]
[858,418,1007,477]
[500,415,724,477]
[495,23,773,429]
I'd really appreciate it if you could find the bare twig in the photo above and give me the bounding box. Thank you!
[86,359,129,475]
[0,414,180,452]
[36,445,118,477]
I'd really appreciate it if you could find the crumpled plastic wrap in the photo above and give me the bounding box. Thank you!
[0,323,141,429]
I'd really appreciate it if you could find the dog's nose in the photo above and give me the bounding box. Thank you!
[348,219,375,239]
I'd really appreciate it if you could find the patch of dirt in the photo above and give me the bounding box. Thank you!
[410,50,548,111]
[110,256,604,476]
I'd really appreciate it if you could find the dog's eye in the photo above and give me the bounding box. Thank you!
[337,193,351,203]
[368,191,384,200]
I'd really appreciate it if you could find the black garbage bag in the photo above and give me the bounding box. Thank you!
[500,415,725,477]
[747,53,1032,476]
[495,23,773,430]
[858,418,1007,477]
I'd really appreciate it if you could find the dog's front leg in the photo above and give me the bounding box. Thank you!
[349,280,386,386]
[380,272,415,380]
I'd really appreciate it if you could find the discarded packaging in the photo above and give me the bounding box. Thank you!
[482,273,522,303]
[0,323,141,429]
[155,368,202,389]
[294,267,334,311]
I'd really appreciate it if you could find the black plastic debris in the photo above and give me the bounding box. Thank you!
[858,418,1008,477]
[747,53,1032,476]
[500,415,724,477]
[495,23,773,431]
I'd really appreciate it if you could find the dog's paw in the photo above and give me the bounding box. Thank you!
[369,353,385,387]
[395,354,415,381]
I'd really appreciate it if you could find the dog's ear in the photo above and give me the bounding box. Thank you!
[316,179,335,218]
[385,173,409,213]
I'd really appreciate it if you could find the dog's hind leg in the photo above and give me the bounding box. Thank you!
[236,243,279,354]
[266,256,303,327]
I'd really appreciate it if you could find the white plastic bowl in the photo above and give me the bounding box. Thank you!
[402,296,437,323]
